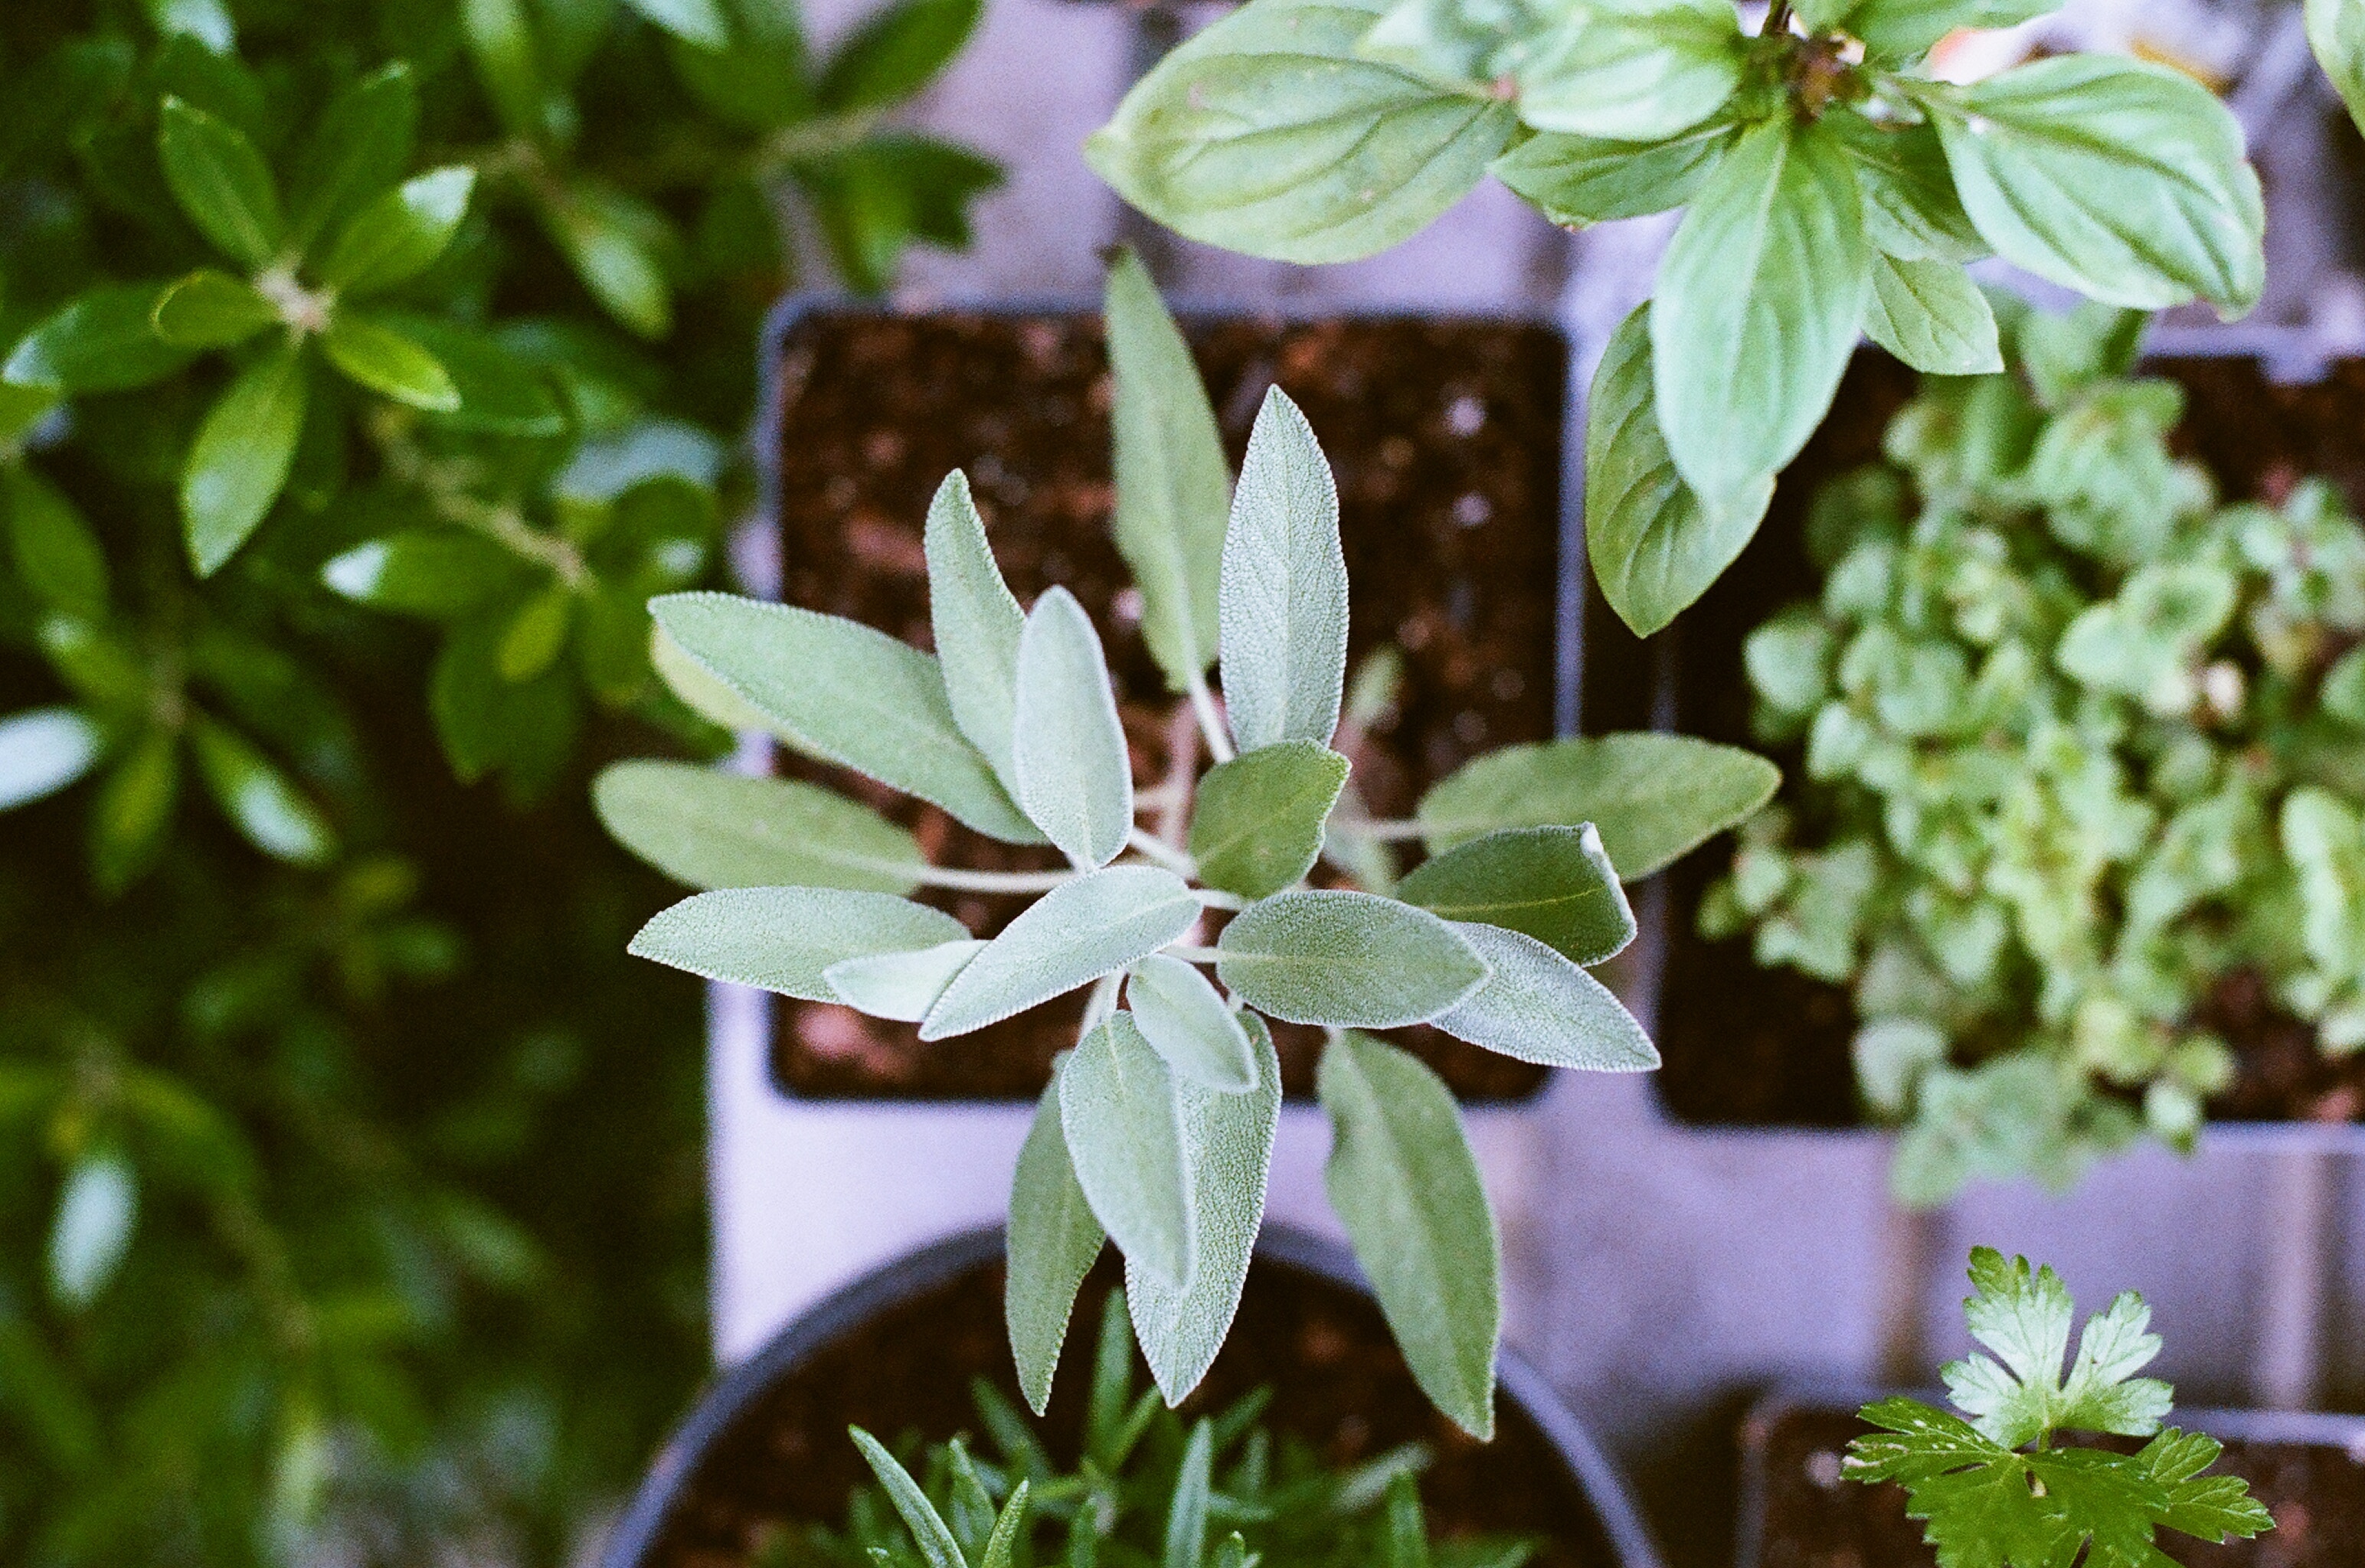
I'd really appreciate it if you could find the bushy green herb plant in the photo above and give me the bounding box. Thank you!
[597,253,1778,1436]
[0,0,993,854]
[769,1290,1538,1568]
[1847,1248,2271,1567]
[1703,299,2365,1200]
[1090,0,2265,641]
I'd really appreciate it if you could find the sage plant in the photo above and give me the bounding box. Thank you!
[598,254,1776,1435]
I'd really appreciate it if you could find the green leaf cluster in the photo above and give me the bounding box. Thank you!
[1700,299,2365,1202]
[767,1289,1539,1568]
[1090,0,2265,639]
[0,0,995,877]
[600,255,1779,1432]
[1847,1247,2271,1567]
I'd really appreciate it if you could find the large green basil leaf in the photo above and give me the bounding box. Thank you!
[1655,118,1868,511]
[1928,56,2263,314]
[2312,0,2365,140]
[1087,0,1516,264]
[1843,0,2061,64]
[1585,302,1772,637]
[1863,254,2002,375]
[1514,0,1745,142]
[1827,114,1984,263]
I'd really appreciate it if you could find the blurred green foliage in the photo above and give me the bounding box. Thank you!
[0,0,993,1561]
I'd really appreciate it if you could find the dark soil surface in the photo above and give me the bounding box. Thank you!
[636,1250,1620,1568]
[1649,351,2365,1129]
[766,310,1568,1102]
[1746,1402,2365,1568]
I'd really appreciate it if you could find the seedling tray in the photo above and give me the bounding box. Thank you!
[742,292,1588,1107]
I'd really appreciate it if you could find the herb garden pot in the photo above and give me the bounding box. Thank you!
[1736,1383,2365,1568]
[600,1224,1664,1568]
[702,292,1593,1357]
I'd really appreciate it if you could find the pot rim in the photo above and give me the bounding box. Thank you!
[599,1223,1666,1568]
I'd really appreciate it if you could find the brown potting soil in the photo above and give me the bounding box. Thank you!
[766,310,1568,1102]
[1746,1402,2365,1568]
[638,1250,1619,1568]
[1650,351,2365,1129]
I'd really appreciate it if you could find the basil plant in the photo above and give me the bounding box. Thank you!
[1090,0,2266,642]
[1705,300,2365,1204]
[597,255,1776,1436]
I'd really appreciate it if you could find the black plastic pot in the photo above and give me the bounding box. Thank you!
[600,1224,1665,1568]
[738,292,1589,1107]
[1736,1382,2365,1568]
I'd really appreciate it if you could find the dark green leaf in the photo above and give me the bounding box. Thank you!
[1398,824,1634,964]
[460,0,549,139]
[1847,0,2062,64]
[1163,1422,1214,1568]
[151,270,278,350]
[5,284,196,394]
[1492,122,1733,225]
[624,0,730,47]
[378,315,568,436]
[286,63,420,250]
[1584,302,1771,637]
[497,586,572,681]
[669,0,813,129]
[542,182,674,338]
[90,729,180,893]
[157,96,284,267]
[1319,1030,1497,1438]
[800,134,1002,292]
[852,1427,969,1568]
[319,529,530,617]
[819,0,981,111]
[182,341,308,575]
[314,167,475,297]
[188,718,335,865]
[5,469,108,619]
[2314,0,2365,141]
[1188,740,1349,900]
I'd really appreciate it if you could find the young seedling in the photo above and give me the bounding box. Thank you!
[598,253,1778,1435]
[1847,1248,2271,1567]
[1091,0,2265,639]
[1703,299,2365,1201]
[770,1288,1540,1568]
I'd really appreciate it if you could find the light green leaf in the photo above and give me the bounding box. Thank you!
[320,530,527,618]
[1847,0,2062,64]
[1222,389,1347,753]
[5,284,196,394]
[852,1427,968,1568]
[383,315,567,436]
[1061,1014,1196,1289]
[6,469,108,620]
[320,312,460,410]
[1008,1071,1107,1414]
[649,623,777,732]
[1930,56,2263,314]
[1416,733,1780,877]
[188,720,335,866]
[623,0,729,47]
[1126,953,1258,1092]
[649,593,1039,843]
[1217,889,1487,1028]
[1013,586,1133,868]
[497,586,571,681]
[461,0,548,139]
[158,97,284,268]
[1654,117,1870,510]
[1107,247,1230,692]
[1492,122,1734,226]
[183,341,309,576]
[1188,740,1349,900]
[543,182,673,338]
[1863,253,2003,374]
[921,867,1200,1039]
[925,471,1025,792]
[823,940,984,1021]
[1514,0,1745,142]
[287,63,420,250]
[592,760,927,892]
[0,709,105,811]
[1828,114,1984,262]
[1318,1030,1497,1439]
[149,0,236,50]
[1086,0,1516,265]
[151,270,278,350]
[47,1153,137,1311]
[2312,0,2365,140]
[1163,1422,1214,1568]
[1398,823,1634,964]
[313,166,476,297]
[1127,1015,1280,1404]
[1585,302,1772,638]
[1431,922,1657,1070]
[980,1480,1029,1568]
[628,886,968,998]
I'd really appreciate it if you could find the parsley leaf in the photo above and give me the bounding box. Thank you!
[1844,1248,2273,1568]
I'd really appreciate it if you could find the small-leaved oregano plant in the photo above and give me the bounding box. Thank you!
[1704,299,2365,1202]
[1088,0,2265,641]
[597,253,1778,1436]
[1847,1248,2271,1567]
[768,1289,1539,1568]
